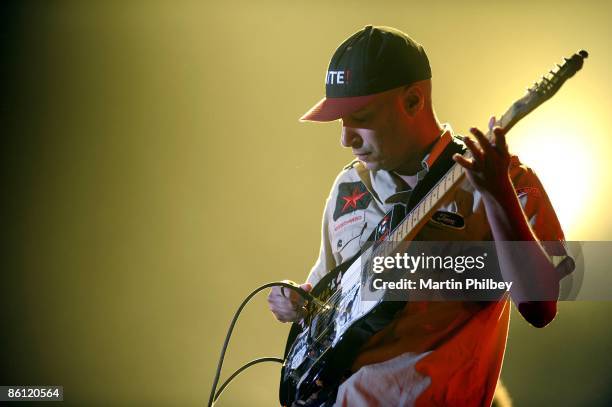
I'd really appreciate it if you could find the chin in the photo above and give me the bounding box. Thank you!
[361,160,380,171]
[362,160,389,172]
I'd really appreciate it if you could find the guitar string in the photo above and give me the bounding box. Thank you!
[308,231,407,326]
[301,234,410,354]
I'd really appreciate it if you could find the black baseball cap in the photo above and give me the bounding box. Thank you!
[300,25,431,122]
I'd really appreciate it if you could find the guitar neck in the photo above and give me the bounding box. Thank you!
[385,157,466,244]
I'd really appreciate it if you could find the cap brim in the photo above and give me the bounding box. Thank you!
[299,94,378,122]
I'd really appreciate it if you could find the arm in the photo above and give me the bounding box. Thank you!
[453,121,560,327]
[268,178,337,323]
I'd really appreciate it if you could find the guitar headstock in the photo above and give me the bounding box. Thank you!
[501,50,588,131]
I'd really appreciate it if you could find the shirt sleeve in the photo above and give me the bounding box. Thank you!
[510,159,575,279]
[306,181,339,287]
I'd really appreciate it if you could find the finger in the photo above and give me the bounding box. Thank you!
[470,127,493,154]
[267,296,291,309]
[463,136,484,163]
[300,282,313,292]
[493,126,509,156]
[453,153,477,171]
[270,298,302,321]
[488,116,496,132]
[268,287,284,301]
[290,283,313,305]
[453,155,480,188]
[269,302,295,322]
[280,280,299,300]
[275,311,298,323]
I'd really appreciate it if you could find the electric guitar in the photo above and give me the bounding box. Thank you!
[279,50,588,406]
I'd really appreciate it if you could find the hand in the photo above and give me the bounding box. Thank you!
[453,116,513,200]
[267,280,313,323]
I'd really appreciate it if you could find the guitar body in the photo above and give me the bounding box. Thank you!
[279,251,405,406]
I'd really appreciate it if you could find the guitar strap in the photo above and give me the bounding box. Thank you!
[406,135,466,212]
[368,135,466,243]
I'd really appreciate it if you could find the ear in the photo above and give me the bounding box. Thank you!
[401,85,424,117]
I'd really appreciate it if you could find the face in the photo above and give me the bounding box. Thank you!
[340,89,422,173]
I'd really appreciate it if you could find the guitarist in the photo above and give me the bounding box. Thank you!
[268,25,574,406]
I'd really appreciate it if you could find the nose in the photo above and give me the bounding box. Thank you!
[341,125,363,149]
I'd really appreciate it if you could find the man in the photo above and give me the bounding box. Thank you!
[268,25,573,406]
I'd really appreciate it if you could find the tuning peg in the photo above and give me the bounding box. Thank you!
[556,64,562,68]
[578,50,588,59]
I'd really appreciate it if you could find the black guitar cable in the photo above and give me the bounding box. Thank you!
[207,281,318,407]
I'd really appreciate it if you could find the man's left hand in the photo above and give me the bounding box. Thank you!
[453,116,513,200]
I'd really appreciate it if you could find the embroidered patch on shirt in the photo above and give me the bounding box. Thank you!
[333,182,372,221]
[430,210,465,229]
[374,214,391,242]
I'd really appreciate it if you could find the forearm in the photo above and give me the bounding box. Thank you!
[482,175,559,326]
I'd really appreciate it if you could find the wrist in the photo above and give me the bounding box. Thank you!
[480,174,515,204]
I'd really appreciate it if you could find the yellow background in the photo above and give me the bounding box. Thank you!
[4,1,611,405]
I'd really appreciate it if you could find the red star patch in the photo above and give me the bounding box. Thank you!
[341,187,367,212]
[333,182,372,221]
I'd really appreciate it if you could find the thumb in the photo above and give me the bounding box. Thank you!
[300,282,313,292]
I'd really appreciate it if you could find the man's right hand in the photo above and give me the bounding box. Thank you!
[267,280,313,323]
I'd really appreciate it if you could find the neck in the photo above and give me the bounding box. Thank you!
[393,116,444,176]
